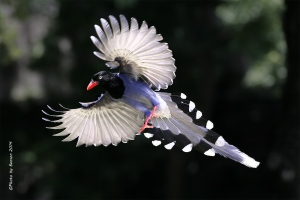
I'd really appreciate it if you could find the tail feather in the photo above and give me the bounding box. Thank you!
[170,95,214,129]
[144,127,193,152]
[145,92,260,168]
[194,140,216,156]
[204,136,259,168]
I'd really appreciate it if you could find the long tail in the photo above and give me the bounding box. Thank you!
[143,92,260,168]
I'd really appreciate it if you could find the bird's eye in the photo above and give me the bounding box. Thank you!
[99,76,102,79]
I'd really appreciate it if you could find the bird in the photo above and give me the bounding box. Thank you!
[43,15,260,168]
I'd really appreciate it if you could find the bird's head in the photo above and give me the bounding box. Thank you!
[87,71,111,90]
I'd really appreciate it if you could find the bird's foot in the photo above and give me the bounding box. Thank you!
[138,124,153,133]
[139,106,157,133]
[149,105,157,118]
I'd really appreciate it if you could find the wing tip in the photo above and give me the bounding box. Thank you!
[42,117,50,122]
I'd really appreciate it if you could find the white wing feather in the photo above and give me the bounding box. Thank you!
[44,93,144,147]
[91,15,176,90]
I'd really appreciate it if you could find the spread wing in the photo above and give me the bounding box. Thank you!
[42,93,145,147]
[90,14,176,90]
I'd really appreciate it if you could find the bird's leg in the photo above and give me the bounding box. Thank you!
[139,106,157,133]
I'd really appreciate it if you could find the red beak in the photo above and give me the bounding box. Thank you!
[87,81,98,90]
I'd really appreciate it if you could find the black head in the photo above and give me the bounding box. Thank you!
[86,71,125,99]
[87,71,112,90]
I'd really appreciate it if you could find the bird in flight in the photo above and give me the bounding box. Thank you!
[43,15,259,168]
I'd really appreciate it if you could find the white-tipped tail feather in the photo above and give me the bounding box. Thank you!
[151,92,260,168]
[182,143,193,152]
[204,149,216,156]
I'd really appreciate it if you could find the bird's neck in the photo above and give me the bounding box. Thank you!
[104,75,125,99]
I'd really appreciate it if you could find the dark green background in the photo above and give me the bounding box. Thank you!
[1,0,299,199]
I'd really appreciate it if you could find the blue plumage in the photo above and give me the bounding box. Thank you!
[118,73,159,117]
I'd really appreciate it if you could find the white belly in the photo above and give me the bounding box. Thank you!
[155,94,171,118]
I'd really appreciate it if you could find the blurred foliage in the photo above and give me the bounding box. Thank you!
[216,0,286,91]
[0,5,21,66]
[1,0,299,200]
